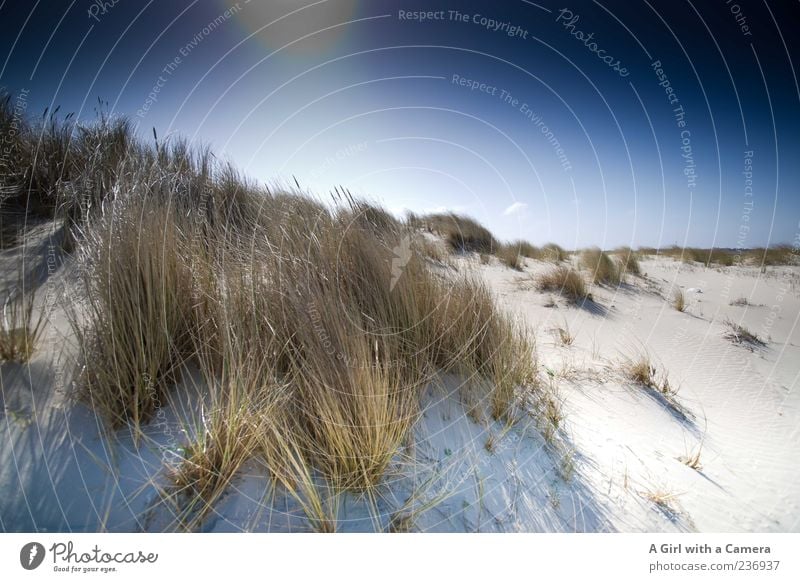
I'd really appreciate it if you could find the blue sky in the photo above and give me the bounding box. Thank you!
[1,0,799,248]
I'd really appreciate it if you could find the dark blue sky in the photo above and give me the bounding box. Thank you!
[1,0,798,248]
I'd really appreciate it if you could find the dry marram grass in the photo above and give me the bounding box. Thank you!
[672,288,686,312]
[2,97,569,530]
[536,266,587,303]
[580,247,621,286]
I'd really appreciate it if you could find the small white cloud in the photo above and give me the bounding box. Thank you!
[503,202,528,216]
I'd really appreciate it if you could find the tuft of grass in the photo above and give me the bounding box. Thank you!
[0,265,45,362]
[615,246,641,277]
[723,319,764,347]
[484,433,498,454]
[643,488,682,516]
[729,296,750,307]
[69,194,195,433]
[168,404,257,529]
[672,288,686,312]
[551,321,575,346]
[623,352,676,399]
[536,266,587,303]
[580,247,621,286]
[626,357,657,388]
[679,444,703,471]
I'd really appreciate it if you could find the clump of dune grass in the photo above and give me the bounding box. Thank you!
[69,193,195,433]
[623,352,680,403]
[615,246,641,277]
[580,247,621,286]
[625,354,670,394]
[497,244,524,270]
[0,264,45,362]
[509,240,540,259]
[541,242,566,263]
[729,296,750,307]
[536,265,587,303]
[167,403,258,529]
[672,288,686,312]
[723,319,764,347]
[54,114,561,528]
[73,177,545,502]
[414,212,497,254]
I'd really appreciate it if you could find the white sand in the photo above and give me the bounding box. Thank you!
[2,245,798,532]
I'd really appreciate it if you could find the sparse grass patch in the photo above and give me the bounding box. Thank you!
[723,319,765,347]
[729,296,750,307]
[647,245,797,267]
[744,245,795,266]
[536,266,587,303]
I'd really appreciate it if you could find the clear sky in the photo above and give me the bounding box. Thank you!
[1,0,798,248]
